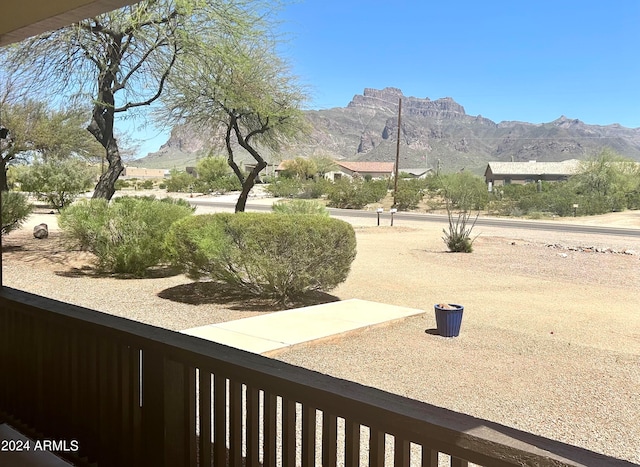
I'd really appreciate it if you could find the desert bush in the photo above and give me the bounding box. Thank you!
[442,204,478,253]
[442,211,478,253]
[327,178,387,209]
[166,212,357,303]
[265,178,302,197]
[394,179,425,211]
[437,172,488,210]
[166,169,195,192]
[18,158,95,210]
[272,199,329,216]
[140,179,154,190]
[298,178,332,199]
[59,196,194,275]
[1,191,33,236]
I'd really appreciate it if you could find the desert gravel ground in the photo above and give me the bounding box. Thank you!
[2,200,640,464]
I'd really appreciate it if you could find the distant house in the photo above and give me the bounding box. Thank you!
[484,160,581,188]
[399,167,434,179]
[326,161,395,181]
[121,166,168,179]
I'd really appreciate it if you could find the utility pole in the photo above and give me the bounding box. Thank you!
[392,97,401,207]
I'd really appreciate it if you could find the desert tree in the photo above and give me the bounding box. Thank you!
[0,94,102,191]
[281,157,317,180]
[2,0,277,200]
[571,148,640,214]
[157,35,308,212]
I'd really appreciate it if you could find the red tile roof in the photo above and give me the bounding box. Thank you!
[335,161,395,173]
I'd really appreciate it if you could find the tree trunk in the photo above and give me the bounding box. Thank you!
[227,116,269,213]
[92,137,123,200]
[87,67,122,201]
[0,161,8,192]
[235,162,266,213]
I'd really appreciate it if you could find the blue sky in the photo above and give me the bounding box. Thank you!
[131,0,640,158]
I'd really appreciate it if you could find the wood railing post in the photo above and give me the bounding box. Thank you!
[142,350,165,467]
[142,351,192,467]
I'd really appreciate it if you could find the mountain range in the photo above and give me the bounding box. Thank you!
[136,87,640,174]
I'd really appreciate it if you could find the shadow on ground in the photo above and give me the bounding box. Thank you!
[158,281,340,312]
[54,265,183,280]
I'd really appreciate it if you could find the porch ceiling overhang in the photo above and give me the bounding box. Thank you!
[0,0,139,47]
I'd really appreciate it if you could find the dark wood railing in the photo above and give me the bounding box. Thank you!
[0,287,635,467]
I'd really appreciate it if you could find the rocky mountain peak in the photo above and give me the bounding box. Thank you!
[347,87,466,120]
[137,87,640,172]
[347,87,404,110]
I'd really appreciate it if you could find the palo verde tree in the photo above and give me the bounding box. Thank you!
[158,35,308,212]
[0,96,102,191]
[2,0,277,200]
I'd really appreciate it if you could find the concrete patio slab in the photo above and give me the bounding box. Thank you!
[181,299,425,356]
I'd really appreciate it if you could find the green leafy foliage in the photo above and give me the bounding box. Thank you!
[327,178,388,209]
[298,178,333,199]
[166,169,196,193]
[437,172,488,211]
[394,179,426,211]
[489,150,640,217]
[17,158,96,210]
[59,196,194,276]
[279,157,317,179]
[265,178,303,198]
[166,213,357,303]
[1,191,33,236]
[194,156,242,193]
[272,199,329,216]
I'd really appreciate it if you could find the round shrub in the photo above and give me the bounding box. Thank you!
[59,196,194,275]
[166,212,357,303]
[1,191,33,236]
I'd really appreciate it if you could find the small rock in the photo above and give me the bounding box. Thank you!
[558,253,568,258]
[623,250,636,255]
[33,223,48,239]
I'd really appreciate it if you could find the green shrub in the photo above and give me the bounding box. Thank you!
[327,178,387,209]
[265,178,302,198]
[59,196,194,275]
[18,158,95,210]
[115,180,131,190]
[299,178,332,199]
[394,179,425,211]
[272,199,329,216]
[166,170,195,192]
[1,191,33,236]
[140,179,155,189]
[166,212,357,303]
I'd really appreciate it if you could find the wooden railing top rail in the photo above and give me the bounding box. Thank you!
[0,286,635,467]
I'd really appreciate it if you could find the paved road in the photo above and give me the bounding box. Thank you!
[187,198,640,238]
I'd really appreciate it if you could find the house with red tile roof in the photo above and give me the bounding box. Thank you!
[275,159,395,181]
[327,161,395,181]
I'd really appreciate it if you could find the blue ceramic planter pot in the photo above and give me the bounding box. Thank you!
[434,304,464,337]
